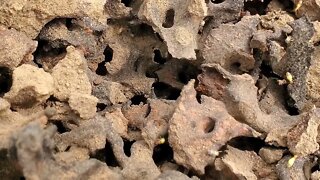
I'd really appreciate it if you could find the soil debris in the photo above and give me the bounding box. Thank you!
[2,0,320,179]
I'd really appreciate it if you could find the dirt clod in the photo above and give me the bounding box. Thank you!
[2,0,320,179]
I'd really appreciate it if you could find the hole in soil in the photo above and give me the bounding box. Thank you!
[96,45,113,76]
[43,18,76,31]
[95,63,107,76]
[65,146,71,152]
[155,32,164,42]
[244,0,272,15]
[204,118,215,133]
[105,141,119,167]
[230,62,241,72]
[210,0,225,4]
[311,163,320,173]
[94,141,120,167]
[153,49,166,64]
[33,40,67,68]
[196,92,202,104]
[130,95,147,105]
[96,103,107,112]
[278,0,294,11]
[50,121,69,133]
[260,61,282,79]
[152,82,181,100]
[227,136,265,153]
[285,95,299,115]
[121,0,132,7]
[0,67,12,96]
[130,23,155,37]
[177,63,201,84]
[153,143,174,165]
[65,18,74,31]
[123,139,135,157]
[0,149,23,179]
[145,65,160,78]
[127,124,140,132]
[162,9,175,28]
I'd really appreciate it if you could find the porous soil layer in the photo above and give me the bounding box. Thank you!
[1,0,320,179]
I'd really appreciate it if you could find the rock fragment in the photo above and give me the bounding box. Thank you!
[0,98,28,148]
[156,170,199,180]
[287,109,320,156]
[12,122,122,180]
[68,93,98,120]
[0,27,37,69]
[293,0,320,21]
[4,64,54,108]
[215,146,277,180]
[197,64,299,146]
[93,80,128,105]
[0,0,108,38]
[138,0,207,59]
[51,46,92,101]
[121,141,161,180]
[202,15,260,72]
[306,46,320,108]
[275,17,315,111]
[141,99,175,148]
[259,147,284,164]
[276,155,311,180]
[169,80,254,174]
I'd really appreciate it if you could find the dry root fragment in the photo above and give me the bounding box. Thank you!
[51,46,92,101]
[138,0,207,59]
[287,108,320,156]
[4,64,54,108]
[0,27,37,69]
[168,80,254,174]
[0,0,108,38]
[202,15,260,72]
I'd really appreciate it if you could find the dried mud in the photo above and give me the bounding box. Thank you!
[1,0,320,179]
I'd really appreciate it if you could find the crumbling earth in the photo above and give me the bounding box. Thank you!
[2,0,320,179]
